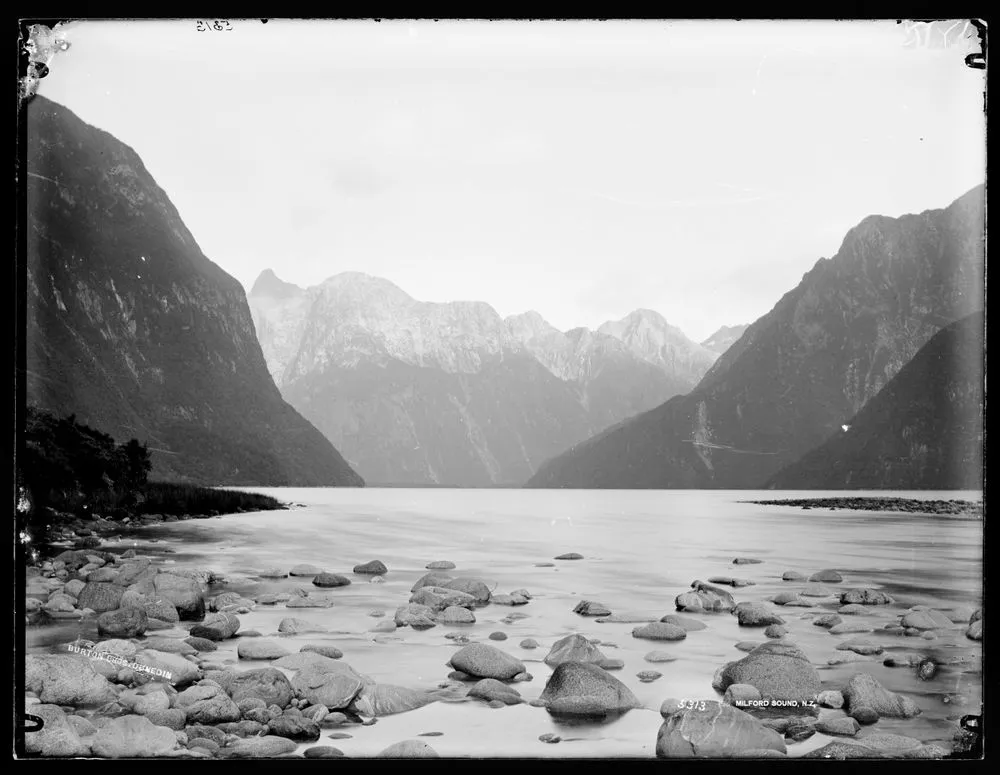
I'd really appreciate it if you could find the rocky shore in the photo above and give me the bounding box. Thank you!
[22,519,983,759]
[745,497,983,517]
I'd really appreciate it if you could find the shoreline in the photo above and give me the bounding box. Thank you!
[21,495,983,760]
[744,497,983,517]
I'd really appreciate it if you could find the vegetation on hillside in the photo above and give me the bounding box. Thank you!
[18,407,284,539]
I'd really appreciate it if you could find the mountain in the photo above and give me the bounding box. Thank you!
[598,309,718,386]
[766,311,984,490]
[23,95,364,487]
[250,273,708,485]
[526,185,985,489]
[701,324,749,354]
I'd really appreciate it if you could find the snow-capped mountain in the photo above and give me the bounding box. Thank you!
[250,271,711,485]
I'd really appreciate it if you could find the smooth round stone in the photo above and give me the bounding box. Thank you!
[644,651,679,663]
[426,561,456,570]
[488,632,507,641]
[782,571,807,581]
[520,639,540,650]
[637,671,662,683]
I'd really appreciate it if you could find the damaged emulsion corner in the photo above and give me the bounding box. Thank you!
[19,22,72,109]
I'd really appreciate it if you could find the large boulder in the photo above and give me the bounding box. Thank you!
[175,684,241,724]
[133,649,202,687]
[810,570,843,583]
[676,582,736,612]
[150,573,206,620]
[574,600,612,617]
[441,577,492,605]
[843,673,921,719]
[659,614,709,632]
[543,634,612,668]
[267,716,321,741]
[734,603,785,627]
[538,661,641,716]
[23,704,91,757]
[448,643,525,680]
[656,700,787,757]
[395,603,437,628]
[89,714,179,758]
[220,735,297,758]
[435,606,476,624]
[900,610,953,630]
[76,582,125,613]
[97,607,148,638]
[718,642,821,703]
[312,573,351,588]
[353,560,388,575]
[290,658,366,710]
[188,612,240,641]
[228,668,295,708]
[25,655,117,707]
[410,572,453,592]
[467,678,523,706]
[237,640,291,660]
[350,683,437,716]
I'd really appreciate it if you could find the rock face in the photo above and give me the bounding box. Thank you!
[538,661,642,716]
[657,701,787,757]
[718,642,822,702]
[25,95,363,487]
[769,312,983,489]
[250,272,712,486]
[526,185,984,489]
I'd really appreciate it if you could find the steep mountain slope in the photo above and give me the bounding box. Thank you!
[24,95,364,487]
[250,273,707,486]
[527,185,985,489]
[701,324,749,354]
[766,312,984,490]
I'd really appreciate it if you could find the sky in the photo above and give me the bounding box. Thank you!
[32,19,985,342]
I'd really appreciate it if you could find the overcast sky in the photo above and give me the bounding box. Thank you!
[34,19,984,342]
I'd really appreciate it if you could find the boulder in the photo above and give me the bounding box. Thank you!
[967,620,983,641]
[188,612,240,641]
[277,617,326,634]
[574,600,612,617]
[835,639,883,656]
[538,661,642,716]
[76,582,125,613]
[543,634,611,668]
[26,654,117,707]
[290,658,366,710]
[134,650,202,687]
[659,614,708,632]
[395,603,437,628]
[353,560,388,575]
[426,561,456,570]
[23,704,90,757]
[97,607,148,638]
[804,741,885,759]
[800,583,835,597]
[300,645,343,660]
[901,610,953,630]
[435,606,475,624]
[90,714,179,758]
[844,673,921,719]
[441,577,491,604]
[238,640,291,660]
[554,553,583,560]
[267,716,321,741]
[809,570,843,583]
[410,587,477,611]
[150,573,206,620]
[839,588,894,606]
[829,621,874,635]
[816,717,861,736]
[229,668,295,708]
[782,571,807,581]
[633,622,687,641]
[175,684,241,724]
[656,700,786,757]
[734,603,785,627]
[410,572,453,592]
[448,643,526,680]
[377,740,440,758]
[312,573,351,588]
[467,678,522,705]
[676,582,736,612]
[718,641,821,702]
[289,564,324,576]
[350,683,437,716]
[817,689,845,708]
[732,557,763,565]
[220,735,297,758]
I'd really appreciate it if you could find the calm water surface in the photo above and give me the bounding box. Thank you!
[27,489,983,759]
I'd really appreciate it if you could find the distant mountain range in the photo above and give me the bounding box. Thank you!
[250,272,718,485]
[527,184,985,489]
[701,324,750,354]
[766,311,984,490]
[24,96,364,487]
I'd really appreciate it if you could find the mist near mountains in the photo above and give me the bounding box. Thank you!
[249,272,719,485]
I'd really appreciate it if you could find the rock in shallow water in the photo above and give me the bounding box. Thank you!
[468,678,522,705]
[734,603,785,627]
[377,740,440,758]
[574,600,612,617]
[448,643,525,680]
[656,700,786,757]
[844,673,921,720]
[632,622,687,641]
[538,661,641,716]
[839,588,894,606]
[353,560,388,575]
[718,641,821,703]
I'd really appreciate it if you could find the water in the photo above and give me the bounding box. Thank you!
[27,489,983,758]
